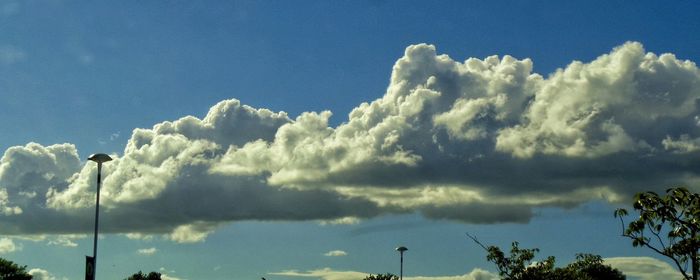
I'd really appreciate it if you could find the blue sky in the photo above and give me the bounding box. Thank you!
[1,1,700,280]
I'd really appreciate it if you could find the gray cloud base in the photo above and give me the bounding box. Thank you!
[2,42,700,240]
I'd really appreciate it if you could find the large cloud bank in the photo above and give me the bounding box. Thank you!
[1,42,700,240]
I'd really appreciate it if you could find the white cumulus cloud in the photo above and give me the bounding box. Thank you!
[28,268,60,280]
[0,237,19,253]
[1,42,700,239]
[46,235,83,247]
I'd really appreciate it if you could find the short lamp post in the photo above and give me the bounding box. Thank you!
[87,153,112,280]
[396,246,408,280]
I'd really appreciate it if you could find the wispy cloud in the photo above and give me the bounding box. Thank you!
[324,250,348,257]
[137,247,158,255]
[269,268,372,280]
[269,267,498,280]
[161,274,184,280]
[124,233,154,241]
[2,42,700,240]
[46,235,83,247]
[110,132,121,141]
[319,216,361,225]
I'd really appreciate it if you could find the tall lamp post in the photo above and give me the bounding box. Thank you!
[87,153,112,280]
[396,246,408,280]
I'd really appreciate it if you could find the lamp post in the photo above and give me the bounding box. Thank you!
[87,153,112,280]
[396,246,407,280]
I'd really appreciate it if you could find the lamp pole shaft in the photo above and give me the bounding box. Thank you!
[92,162,102,280]
[399,251,403,280]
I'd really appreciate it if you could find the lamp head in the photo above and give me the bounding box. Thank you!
[396,246,408,252]
[88,153,112,164]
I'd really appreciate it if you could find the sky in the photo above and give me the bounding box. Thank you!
[1,1,700,280]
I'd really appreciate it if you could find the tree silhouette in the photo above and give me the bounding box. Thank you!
[558,254,626,280]
[362,273,399,280]
[615,187,700,280]
[0,258,32,280]
[467,233,625,280]
[124,271,162,280]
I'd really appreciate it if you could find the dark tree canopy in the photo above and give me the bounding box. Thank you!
[124,271,162,280]
[484,241,554,279]
[0,258,32,280]
[615,187,700,280]
[362,273,399,280]
[468,234,625,280]
[558,254,626,280]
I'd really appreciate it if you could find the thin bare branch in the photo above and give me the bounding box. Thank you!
[465,232,489,252]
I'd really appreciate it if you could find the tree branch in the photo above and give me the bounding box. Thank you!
[618,210,690,280]
[621,231,691,280]
[466,232,489,252]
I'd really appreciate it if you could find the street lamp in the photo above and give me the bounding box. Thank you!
[396,246,408,280]
[87,153,112,280]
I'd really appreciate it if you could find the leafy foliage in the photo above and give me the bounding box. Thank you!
[124,271,162,280]
[467,234,625,280]
[485,241,554,279]
[615,187,700,280]
[362,273,399,280]
[0,258,32,280]
[559,254,626,280]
